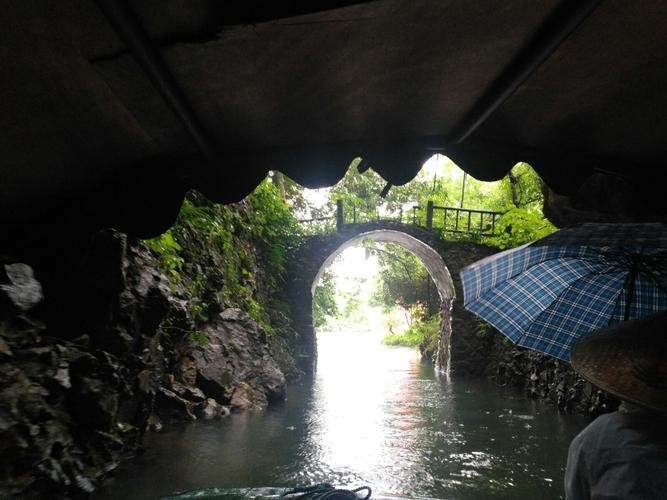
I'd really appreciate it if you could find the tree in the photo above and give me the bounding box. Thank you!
[312,269,338,328]
[367,242,435,323]
[486,163,557,249]
[328,158,453,224]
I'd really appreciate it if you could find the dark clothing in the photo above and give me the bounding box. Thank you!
[565,410,667,499]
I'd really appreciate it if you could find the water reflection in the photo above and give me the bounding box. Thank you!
[98,330,589,500]
[289,331,428,494]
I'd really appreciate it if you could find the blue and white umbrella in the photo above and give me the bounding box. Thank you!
[460,222,667,361]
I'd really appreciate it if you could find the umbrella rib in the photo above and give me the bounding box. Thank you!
[516,267,623,343]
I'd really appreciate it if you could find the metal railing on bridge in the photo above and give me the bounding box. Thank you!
[414,201,503,236]
[298,200,504,237]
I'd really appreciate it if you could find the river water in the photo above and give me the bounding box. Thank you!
[99,331,590,500]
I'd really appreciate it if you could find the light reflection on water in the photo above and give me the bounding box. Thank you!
[98,331,590,500]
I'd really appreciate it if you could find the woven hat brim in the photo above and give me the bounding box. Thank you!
[571,310,667,413]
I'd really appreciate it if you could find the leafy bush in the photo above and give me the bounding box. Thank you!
[382,314,440,350]
[246,180,302,279]
[143,231,183,279]
[486,207,556,249]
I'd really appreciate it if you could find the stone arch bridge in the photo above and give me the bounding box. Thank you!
[285,221,498,373]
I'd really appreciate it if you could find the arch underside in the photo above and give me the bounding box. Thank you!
[311,230,455,301]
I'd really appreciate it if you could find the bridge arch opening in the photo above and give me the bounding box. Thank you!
[311,229,456,372]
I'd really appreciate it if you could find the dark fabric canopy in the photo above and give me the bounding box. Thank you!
[2,0,666,247]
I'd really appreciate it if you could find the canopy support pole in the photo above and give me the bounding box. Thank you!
[94,0,217,161]
[450,0,604,144]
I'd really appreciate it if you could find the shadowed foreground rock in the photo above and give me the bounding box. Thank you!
[491,345,618,417]
[0,229,291,498]
[186,308,286,410]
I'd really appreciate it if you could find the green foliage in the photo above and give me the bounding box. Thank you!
[382,314,440,350]
[298,158,555,352]
[367,242,435,318]
[177,197,238,278]
[382,328,423,348]
[330,159,387,222]
[281,156,555,250]
[328,158,455,224]
[143,231,184,279]
[160,316,209,346]
[272,171,310,216]
[498,162,545,209]
[141,177,301,343]
[487,207,556,249]
[475,318,492,338]
[246,179,303,279]
[313,269,338,328]
[186,330,209,345]
[244,294,264,323]
[342,295,363,320]
[419,314,442,354]
[139,155,556,353]
[484,163,557,249]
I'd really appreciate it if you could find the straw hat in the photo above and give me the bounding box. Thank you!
[570,310,667,414]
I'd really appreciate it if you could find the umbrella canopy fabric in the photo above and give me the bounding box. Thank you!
[460,223,667,361]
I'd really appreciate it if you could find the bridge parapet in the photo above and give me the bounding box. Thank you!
[416,201,503,236]
[299,200,504,237]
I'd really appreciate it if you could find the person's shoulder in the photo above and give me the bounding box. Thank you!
[584,411,622,429]
[571,411,623,446]
[594,410,625,425]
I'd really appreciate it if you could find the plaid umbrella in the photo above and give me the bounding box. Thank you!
[460,222,667,361]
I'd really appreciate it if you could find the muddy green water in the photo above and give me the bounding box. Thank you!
[98,331,590,499]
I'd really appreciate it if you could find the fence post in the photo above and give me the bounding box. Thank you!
[336,199,344,231]
[426,200,434,230]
